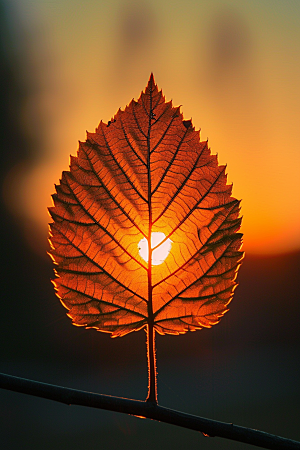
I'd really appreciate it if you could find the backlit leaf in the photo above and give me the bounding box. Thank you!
[49,74,243,338]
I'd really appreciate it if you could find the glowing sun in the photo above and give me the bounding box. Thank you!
[138,232,172,266]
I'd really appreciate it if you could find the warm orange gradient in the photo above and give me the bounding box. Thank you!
[2,0,300,255]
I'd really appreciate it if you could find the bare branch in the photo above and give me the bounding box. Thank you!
[1,372,299,450]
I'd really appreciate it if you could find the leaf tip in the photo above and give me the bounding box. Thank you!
[147,72,156,89]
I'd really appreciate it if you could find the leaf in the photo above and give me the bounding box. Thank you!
[49,74,243,338]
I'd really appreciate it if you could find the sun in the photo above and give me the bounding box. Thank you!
[138,232,172,266]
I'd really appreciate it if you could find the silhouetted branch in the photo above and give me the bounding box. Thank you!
[1,372,299,450]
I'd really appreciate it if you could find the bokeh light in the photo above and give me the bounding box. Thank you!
[1,3,300,449]
[2,0,300,257]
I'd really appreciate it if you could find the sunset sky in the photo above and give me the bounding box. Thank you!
[4,0,300,255]
[1,3,300,449]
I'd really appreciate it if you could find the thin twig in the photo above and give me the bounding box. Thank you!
[0,373,299,450]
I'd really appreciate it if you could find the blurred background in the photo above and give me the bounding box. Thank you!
[0,0,299,449]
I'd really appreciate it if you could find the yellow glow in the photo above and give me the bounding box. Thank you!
[138,232,172,265]
[4,1,300,256]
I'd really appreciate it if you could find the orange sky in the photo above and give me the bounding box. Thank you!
[4,0,300,255]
